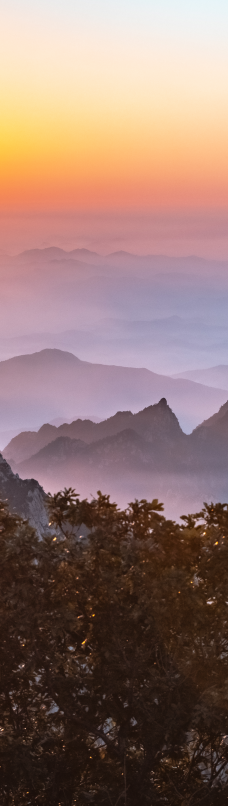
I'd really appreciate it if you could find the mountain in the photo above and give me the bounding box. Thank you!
[13,248,228,274]
[0,348,227,435]
[18,429,155,479]
[16,247,100,264]
[2,248,228,374]
[11,401,191,518]
[174,365,228,390]
[3,316,228,376]
[0,414,102,453]
[3,398,184,465]
[194,400,228,430]
[5,398,228,520]
[0,453,50,537]
[0,426,40,451]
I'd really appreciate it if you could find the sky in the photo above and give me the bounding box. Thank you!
[1,0,228,254]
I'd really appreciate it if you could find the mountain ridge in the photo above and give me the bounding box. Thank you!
[7,397,228,520]
[173,365,228,390]
[2,399,193,466]
[0,348,227,434]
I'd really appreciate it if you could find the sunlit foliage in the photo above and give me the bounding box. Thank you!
[1,491,228,803]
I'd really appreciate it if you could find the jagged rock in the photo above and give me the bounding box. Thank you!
[3,400,183,465]
[0,453,51,538]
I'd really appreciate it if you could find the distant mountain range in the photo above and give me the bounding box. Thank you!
[3,398,182,465]
[174,365,228,390]
[1,247,228,374]
[0,348,228,434]
[2,317,228,378]
[1,247,228,518]
[3,397,228,520]
[12,247,228,271]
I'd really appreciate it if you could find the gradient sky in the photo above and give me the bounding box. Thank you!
[1,0,228,216]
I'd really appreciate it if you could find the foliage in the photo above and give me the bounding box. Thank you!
[1,490,228,803]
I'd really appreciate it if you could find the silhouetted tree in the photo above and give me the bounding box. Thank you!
[1,490,228,804]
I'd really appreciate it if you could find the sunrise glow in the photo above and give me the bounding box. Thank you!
[1,0,228,212]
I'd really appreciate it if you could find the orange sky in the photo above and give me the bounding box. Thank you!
[1,0,228,213]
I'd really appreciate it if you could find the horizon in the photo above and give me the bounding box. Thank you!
[1,1,228,257]
[1,2,228,494]
[2,212,228,258]
[3,244,228,263]
[2,4,228,794]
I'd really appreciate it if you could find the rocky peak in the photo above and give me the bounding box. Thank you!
[0,453,51,538]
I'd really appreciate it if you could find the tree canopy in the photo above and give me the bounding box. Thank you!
[1,489,228,804]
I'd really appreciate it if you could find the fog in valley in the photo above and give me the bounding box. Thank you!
[1,246,228,519]
[1,249,228,377]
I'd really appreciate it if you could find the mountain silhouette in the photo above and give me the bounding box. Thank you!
[4,397,228,519]
[3,398,184,465]
[174,365,228,390]
[0,348,227,434]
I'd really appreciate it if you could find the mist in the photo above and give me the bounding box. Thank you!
[1,246,228,378]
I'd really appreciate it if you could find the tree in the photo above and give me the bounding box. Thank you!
[1,490,228,804]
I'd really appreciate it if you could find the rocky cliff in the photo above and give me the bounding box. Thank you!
[0,453,50,537]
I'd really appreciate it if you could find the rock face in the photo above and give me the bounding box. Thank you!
[0,453,50,537]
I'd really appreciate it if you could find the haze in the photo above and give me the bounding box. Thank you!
[1,0,228,515]
[1,248,228,378]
